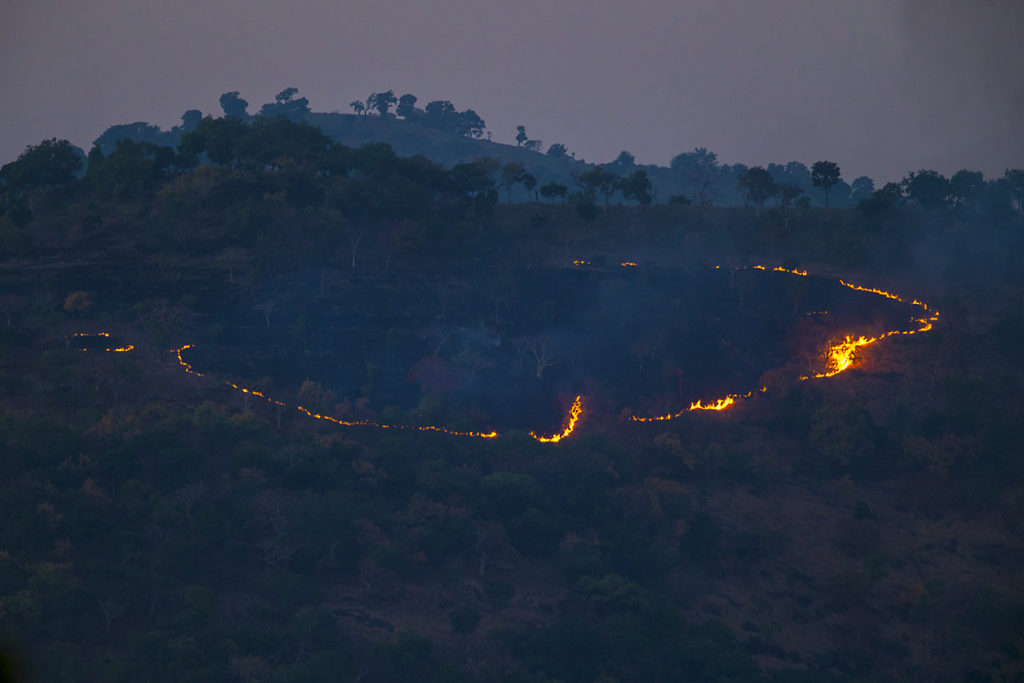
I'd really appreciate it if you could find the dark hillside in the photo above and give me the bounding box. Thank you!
[0,127,1023,681]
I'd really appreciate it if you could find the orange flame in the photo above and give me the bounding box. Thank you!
[630,391,754,422]
[799,279,940,380]
[837,279,902,301]
[71,332,134,353]
[529,396,583,442]
[746,265,808,277]
[175,345,499,440]
[68,263,940,443]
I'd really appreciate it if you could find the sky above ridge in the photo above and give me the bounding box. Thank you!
[1,0,1021,183]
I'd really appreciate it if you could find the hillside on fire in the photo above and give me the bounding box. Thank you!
[1,116,1023,682]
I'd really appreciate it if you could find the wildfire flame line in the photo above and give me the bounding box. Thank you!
[529,396,583,442]
[175,344,521,440]
[73,262,939,442]
[628,263,939,420]
[750,265,808,276]
[71,332,134,352]
[798,276,940,380]
[629,390,760,422]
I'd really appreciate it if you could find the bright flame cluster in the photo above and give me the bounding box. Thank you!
[628,264,939,421]
[529,396,583,442]
[630,390,762,422]
[798,279,940,380]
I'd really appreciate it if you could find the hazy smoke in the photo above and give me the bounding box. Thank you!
[895,0,1024,174]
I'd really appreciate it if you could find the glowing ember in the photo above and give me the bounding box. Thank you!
[530,396,583,442]
[620,262,639,267]
[746,265,807,277]
[71,332,134,353]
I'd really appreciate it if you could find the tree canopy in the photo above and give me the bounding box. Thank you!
[810,161,841,207]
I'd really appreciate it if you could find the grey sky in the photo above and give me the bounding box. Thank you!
[1,0,1021,183]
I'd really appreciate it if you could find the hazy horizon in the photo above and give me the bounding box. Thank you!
[2,0,1021,184]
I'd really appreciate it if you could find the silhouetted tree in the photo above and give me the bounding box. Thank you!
[0,138,83,191]
[240,117,332,171]
[93,122,177,155]
[396,93,419,120]
[539,182,568,202]
[1007,169,1024,215]
[671,147,719,205]
[776,183,803,207]
[88,139,176,197]
[179,110,203,133]
[547,143,569,158]
[521,172,538,202]
[416,101,485,137]
[576,165,619,211]
[810,160,841,207]
[349,100,366,116]
[219,91,250,119]
[849,176,875,204]
[738,166,776,208]
[422,100,456,129]
[903,169,949,210]
[448,157,499,218]
[515,125,528,148]
[367,90,397,118]
[949,170,985,208]
[606,150,636,176]
[620,169,653,205]
[179,115,248,166]
[259,87,310,121]
[858,182,904,224]
[453,109,486,138]
[501,162,526,203]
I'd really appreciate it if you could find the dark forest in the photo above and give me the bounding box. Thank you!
[0,93,1023,682]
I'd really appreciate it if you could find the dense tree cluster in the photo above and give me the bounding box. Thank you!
[62,88,1024,219]
[351,91,487,139]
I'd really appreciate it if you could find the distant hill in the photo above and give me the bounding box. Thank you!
[306,112,595,201]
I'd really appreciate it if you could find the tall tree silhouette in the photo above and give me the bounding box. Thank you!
[811,161,841,207]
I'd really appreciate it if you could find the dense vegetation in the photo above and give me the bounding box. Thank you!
[67,86,1024,212]
[0,110,1023,682]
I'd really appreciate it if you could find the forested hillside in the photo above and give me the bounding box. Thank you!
[0,114,1023,682]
